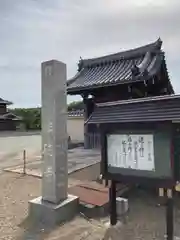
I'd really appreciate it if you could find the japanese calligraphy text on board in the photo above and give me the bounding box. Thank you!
[101,124,174,187]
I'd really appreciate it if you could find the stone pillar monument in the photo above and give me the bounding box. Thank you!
[28,60,79,226]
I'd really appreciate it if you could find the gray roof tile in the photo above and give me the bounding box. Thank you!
[87,94,180,124]
[67,38,173,93]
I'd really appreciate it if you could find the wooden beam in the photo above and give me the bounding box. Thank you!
[132,86,144,97]
[109,180,117,226]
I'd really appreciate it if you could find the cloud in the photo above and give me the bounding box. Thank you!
[0,0,180,107]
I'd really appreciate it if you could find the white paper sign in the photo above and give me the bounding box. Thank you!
[107,134,155,171]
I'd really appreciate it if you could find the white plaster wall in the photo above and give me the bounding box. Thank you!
[67,117,84,141]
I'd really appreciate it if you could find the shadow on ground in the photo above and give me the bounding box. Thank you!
[17,214,108,240]
[17,216,70,240]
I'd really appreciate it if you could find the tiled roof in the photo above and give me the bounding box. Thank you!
[68,110,84,117]
[0,112,21,120]
[0,98,12,105]
[67,38,173,94]
[87,94,180,124]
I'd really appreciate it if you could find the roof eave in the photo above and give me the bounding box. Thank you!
[87,119,175,125]
[87,94,180,125]
[67,74,156,94]
[0,101,12,105]
[67,64,174,96]
[96,94,180,107]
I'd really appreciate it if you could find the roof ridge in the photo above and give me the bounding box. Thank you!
[79,38,162,69]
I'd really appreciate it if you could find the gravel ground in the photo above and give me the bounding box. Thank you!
[1,172,180,240]
[0,172,107,240]
[103,189,180,240]
[0,172,41,240]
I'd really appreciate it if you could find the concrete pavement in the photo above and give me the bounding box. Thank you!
[0,132,100,175]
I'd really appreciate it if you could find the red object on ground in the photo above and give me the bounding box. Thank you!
[68,185,108,206]
[68,181,128,207]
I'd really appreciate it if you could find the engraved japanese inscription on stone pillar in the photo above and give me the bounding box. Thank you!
[41,60,68,204]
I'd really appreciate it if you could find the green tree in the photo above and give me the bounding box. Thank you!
[67,101,83,111]
[10,108,41,130]
[9,100,83,130]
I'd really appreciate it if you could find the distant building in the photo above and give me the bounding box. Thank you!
[0,98,21,131]
[67,38,174,149]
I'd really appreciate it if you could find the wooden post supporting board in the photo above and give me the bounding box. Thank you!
[166,189,173,240]
[109,180,117,226]
[159,188,174,240]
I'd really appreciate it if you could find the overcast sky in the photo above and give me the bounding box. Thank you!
[0,0,180,108]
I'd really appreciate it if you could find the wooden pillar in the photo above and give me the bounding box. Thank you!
[159,188,174,240]
[109,180,117,226]
[128,85,132,99]
[166,189,174,240]
[82,94,89,149]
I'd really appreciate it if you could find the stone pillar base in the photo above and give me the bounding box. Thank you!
[28,194,79,226]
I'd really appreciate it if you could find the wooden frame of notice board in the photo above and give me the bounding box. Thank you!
[100,122,175,188]
[99,121,179,238]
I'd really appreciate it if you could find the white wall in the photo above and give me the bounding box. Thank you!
[67,117,84,141]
